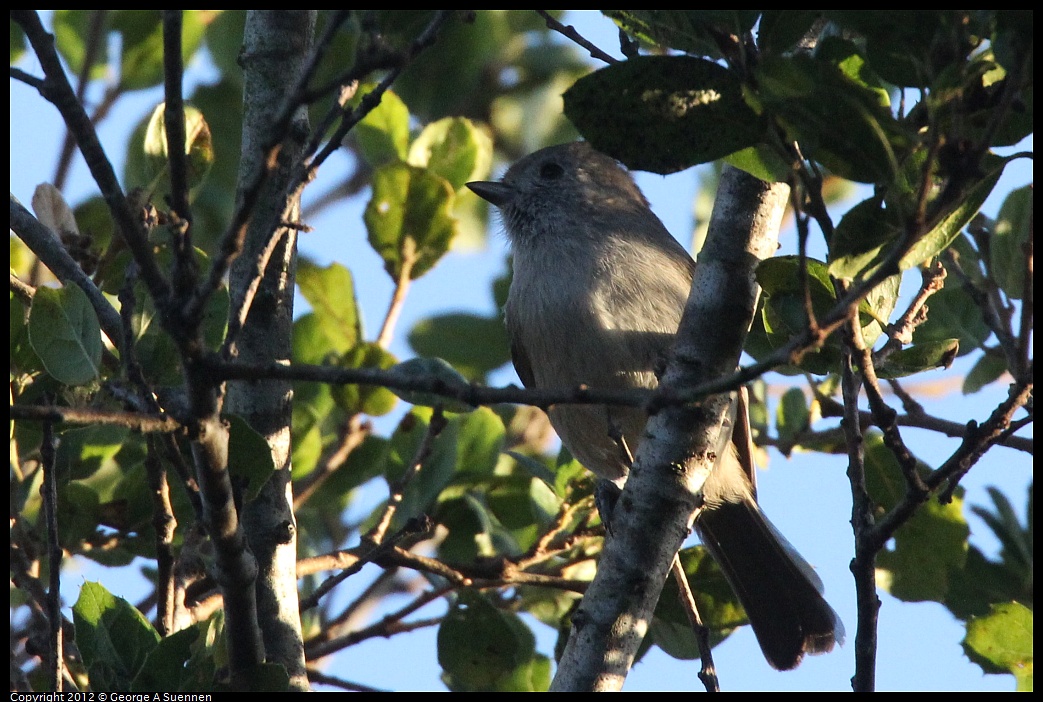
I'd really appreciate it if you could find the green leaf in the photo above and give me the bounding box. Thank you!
[407,117,494,191]
[874,339,960,379]
[758,11,824,57]
[28,284,102,385]
[486,475,561,540]
[990,185,1032,299]
[829,195,904,280]
[10,18,26,63]
[227,414,276,502]
[130,626,199,692]
[73,582,160,692]
[408,312,511,382]
[354,87,410,167]
[723,143,794,183]
[364,162,458,280]
[776,387,810,448]
[295,259,362,353]
[963,602,1033,690]
[753,53,908,183]
[899,155,1009,271]
[389,357,474,413]
[455,406,506,476]
[377,407,459,530]
[963,349,1009,394]
[331,342,399,417]
[652,546,745,659]
[141,102,215,193]
[436,493,510,562]
[913,285,991,356]
[865,433,970,602]
[972,486,1033,578]
[52,11,109,80]
[438,591,548,691]
[605,10,759,56]
[756,256,842,374]
[564,55,766,174]
[110,11,212,91]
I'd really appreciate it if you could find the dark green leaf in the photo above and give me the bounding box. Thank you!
[865,433,970,602]
[564,55,766,174]
[408,313,511,382]
[28,284,102,386]
[110,11,212,91]
[73,195,115,258]
[990,184,1032,299]
[435,493,511,562]
[130,627,199,692]
[52,11,109,80]
[455,406,506,475]
[946,546,1026,620]
[10,18,26,63]
[332,343,399,416]
[756,256,843,374]
[900,155,1009,271]
[754,54,908,183]
[377,407,459,529]
[389,357,474,413]
[652,546,744,659]
[605,10,759,56]
[364,162,458,280]
[438,591,547,691]
[74,582,160,692]
[758,11,824,57]
[776,387,810,448]
[963,349,1009,394]
[875,339,960,379]
[227,414,276,502]
[913,285,991,356]
[829,196,904,281]
[973,486,1033,576]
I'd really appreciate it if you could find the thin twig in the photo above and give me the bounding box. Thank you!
[293,415,371,510]
[41,417,64,692]
[841,333,878,694]
[878,261,946,356]
[299,516,434,613]
[536,10,618,64]
[370,407,447,544]
[670,556,719,692]
[145,438,178,636]
[307,587,448,660]
[376,243,416,349]
[53,10,109,192]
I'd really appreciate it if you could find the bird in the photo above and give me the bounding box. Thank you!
[467,141,843,670]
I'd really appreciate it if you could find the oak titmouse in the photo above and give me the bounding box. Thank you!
[467,142,842,670]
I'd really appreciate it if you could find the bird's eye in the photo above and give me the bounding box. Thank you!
[539,162,564,180]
